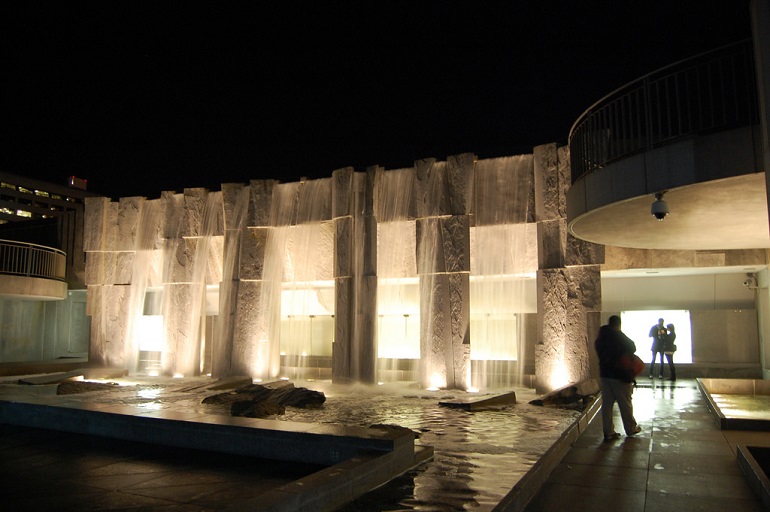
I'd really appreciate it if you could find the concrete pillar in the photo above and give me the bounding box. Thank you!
[416,154,473,390]
[84,196,125,368]
[535,144,604,393]
[332,167,377,383]
[210,182,249,378]
[231,180,277,379]
[161,188,206,376]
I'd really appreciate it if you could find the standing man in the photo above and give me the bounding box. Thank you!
[595,315,642,440]
[649,318,666,379]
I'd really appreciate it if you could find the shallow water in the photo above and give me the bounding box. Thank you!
[711,393,770,421]
[0,376,581,511]
[281,381,580,511]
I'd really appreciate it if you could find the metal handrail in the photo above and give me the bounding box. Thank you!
[569,40,758,184]
[0,239,66,281]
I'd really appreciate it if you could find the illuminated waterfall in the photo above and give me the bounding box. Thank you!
[85,152,552,390]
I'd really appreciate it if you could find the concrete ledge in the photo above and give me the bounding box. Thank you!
[492,391,601,512]
[230,445,434,512]
[0,273,67,300]
[697,378,770,431]
[737,445,770,509]
[0,398,418,466]
[0,394,433,512]
[439,390,517,411]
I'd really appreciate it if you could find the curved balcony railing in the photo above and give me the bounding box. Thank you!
[0,239,66,281]
[569,40,758,184]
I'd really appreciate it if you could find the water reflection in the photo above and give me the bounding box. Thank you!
[1,376,579,512]
[711,394,770,421]
[280,381,578,511]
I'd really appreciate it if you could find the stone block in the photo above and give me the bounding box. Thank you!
[534,143,559,222]
[354,275,378,383]
[449,272,470,389]
[557,145,570,218]
[84,197,111,251]
[85,252,103,286]
[362,214,377,276]
[566,232,605,266]
[105,201,119,252]
[170,238,194,283]
[602,245,650,271]
[248,179,277,227]
[231,280,275,378]
[415,159,451,217]
[117,197,144,251]
[419,273,450,388]
[333,277,352,381]
[221,183,246,230]
[446,153,475,215]
[102,252,118,286]
[160,191,183,239]
[240,227,267,280]
[181,188,207,237]
[335,217,352,278]
[650,250,695,268]
[206,235,224,284]
[566,265,602,311]
[723,249,769,267]
[536,268,569,392]
[115,252,134,284]
[93,284,129,369]
[566,296,591,384]
[332,167,355,218]
[538,219,565,269]
[416,216,470,274]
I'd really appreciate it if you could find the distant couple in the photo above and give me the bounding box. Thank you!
[649,318,676,380]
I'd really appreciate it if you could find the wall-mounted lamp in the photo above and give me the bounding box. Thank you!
[651,192,669,221]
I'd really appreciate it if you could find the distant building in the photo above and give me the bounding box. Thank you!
[0,171,98,366]
[0,171,99,286]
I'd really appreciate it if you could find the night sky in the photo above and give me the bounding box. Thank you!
[1,1,753,199]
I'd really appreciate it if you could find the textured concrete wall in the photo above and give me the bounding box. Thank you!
[535,144,603,393]
[416,155,473,390]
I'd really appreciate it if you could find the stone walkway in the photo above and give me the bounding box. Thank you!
[524,379,767,512]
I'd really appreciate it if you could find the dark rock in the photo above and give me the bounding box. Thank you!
[369,424,420,438]
[231,400,285,418]
[201,385,271,405]
[57,381,120,395]
[529,380,598,410]
[202,381,325,418]
[263,385,326,407]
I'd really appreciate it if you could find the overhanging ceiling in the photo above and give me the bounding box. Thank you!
[568,173,770,251]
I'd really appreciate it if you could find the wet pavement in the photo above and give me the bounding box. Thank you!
[524,379,768,512]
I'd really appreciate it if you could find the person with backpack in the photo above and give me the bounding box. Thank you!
[595,315,642,440]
